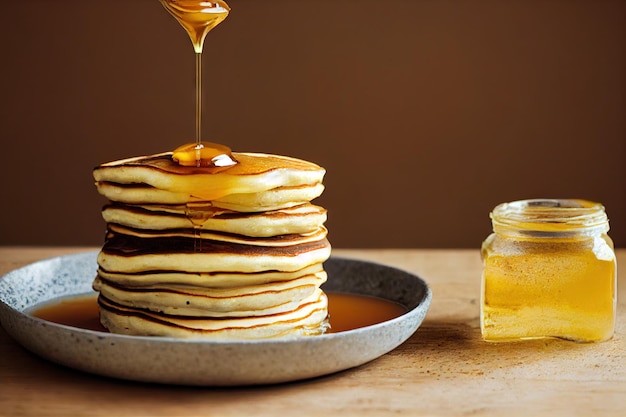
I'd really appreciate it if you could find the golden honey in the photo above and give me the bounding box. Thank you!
[31,293,406,334]
[159,0,231,166]
[481,199,616,342]
[159,0,230,53]
[172,141,237,169]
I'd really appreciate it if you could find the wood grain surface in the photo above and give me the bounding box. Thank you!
[0,247,624,417]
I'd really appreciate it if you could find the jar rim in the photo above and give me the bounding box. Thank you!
[491,199,609,237]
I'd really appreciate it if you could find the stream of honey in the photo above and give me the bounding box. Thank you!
[159,0,231,167]
[31,293,406,334]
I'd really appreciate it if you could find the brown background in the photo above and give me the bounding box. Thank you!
[1,0,624,248]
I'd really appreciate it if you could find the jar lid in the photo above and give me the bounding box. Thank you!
[491,199,609,237]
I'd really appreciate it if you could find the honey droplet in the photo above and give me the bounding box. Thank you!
[172,142,238,169]
[159,0,230,53]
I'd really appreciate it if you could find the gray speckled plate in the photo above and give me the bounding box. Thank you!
[0,252,431,386]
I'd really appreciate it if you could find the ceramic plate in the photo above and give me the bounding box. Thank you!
[0,252,431,386]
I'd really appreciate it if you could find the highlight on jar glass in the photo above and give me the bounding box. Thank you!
[480,199,616,343]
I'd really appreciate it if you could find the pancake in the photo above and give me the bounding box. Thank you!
[101,203,327,236]
[93,152,325,203]
[97,290,329,339]
[102,204,327,237]
[95,182,325,211]
[97,263,325,288]
[106,223,328,247]
[93,271,326,317]
[92,149,331,339]
[97,228,331,274]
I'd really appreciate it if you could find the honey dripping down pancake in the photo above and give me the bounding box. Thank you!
[92,143,331,339]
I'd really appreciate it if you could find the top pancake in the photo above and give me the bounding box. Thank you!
[93,152,326,203]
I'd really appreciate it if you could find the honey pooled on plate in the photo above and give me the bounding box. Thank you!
[31,293,407,334]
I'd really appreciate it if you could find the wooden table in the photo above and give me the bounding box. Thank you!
[1,247,624,417]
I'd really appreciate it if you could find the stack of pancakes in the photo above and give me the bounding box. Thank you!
[92,151,331,339]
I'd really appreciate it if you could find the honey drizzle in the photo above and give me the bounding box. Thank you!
[195,52,202,148]
[184,201,216,252]
[159,1,231,165]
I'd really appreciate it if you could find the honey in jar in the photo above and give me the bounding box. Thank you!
[481,199,616,342]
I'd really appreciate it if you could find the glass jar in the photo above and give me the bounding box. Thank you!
[481,199,616,342]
